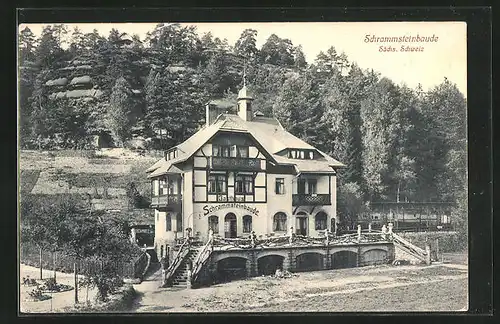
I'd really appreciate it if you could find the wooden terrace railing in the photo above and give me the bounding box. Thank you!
[163,238,190,286]
[190,236,214,284]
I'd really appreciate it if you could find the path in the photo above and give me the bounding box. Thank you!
[129,261,468,313]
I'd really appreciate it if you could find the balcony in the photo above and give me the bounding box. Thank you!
[210,156,262,171]
[150,194,182,209]
[292,194,331,206]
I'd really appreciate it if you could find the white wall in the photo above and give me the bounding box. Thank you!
[266,174,294,235]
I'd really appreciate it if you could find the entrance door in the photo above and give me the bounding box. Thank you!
[296,217,308,236]
[224,213,237,238]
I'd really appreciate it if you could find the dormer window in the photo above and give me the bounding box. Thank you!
[165,148,178,161]
[288,149,315,160]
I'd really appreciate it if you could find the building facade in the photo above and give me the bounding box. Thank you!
[146,86,344,261]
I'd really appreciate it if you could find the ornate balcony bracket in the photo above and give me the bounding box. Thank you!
[292,194,331,206]
[210,156,262,171]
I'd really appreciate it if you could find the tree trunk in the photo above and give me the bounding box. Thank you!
[53,251,57,283]
[39,246,43,280]
[74,261,79,304]
[396,181,401,203]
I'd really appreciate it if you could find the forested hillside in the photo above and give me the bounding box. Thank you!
[18,23,467,228]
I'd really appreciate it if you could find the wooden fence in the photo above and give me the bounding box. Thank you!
[20,243,147,279]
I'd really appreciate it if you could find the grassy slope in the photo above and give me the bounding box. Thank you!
[19,149,159,221]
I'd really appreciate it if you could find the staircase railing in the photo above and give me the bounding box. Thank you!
[164,238,190,286]
[191,236,213,284]
[391,232,428,261]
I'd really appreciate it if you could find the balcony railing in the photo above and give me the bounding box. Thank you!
[151,194,182,208]
[210,156,262,171]
[292,194,331,206]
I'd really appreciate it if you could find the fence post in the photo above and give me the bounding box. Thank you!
[436,238,440,262]
[357,225,361,242]
[74,261,79,304]
[425,244,431,265]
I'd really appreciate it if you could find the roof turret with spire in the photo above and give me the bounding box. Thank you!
[237,64,254,121]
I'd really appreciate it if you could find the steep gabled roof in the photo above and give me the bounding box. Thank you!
[147,113,344,178]
[147,120,224,178]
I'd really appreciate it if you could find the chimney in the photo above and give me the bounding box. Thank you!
[206,103,220,127]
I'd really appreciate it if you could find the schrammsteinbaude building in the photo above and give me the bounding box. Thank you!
[146,85,344,261]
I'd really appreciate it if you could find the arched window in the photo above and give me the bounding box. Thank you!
[166,213,172,231]
[273,212,287,232]
[315,212,327,230]
[208,215,219,234]
[243,215,252,233]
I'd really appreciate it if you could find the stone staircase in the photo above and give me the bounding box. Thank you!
[171,247,200,286]
[391,232,429,263]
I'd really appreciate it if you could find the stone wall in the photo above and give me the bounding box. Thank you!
[195,242,395,286]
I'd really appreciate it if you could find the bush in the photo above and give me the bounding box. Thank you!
[62,284,137,313]
[27,286,52,301]
[42,277,73,293]
[22,276,38,286]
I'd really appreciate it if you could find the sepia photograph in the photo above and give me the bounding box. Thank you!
[17,19,468,313]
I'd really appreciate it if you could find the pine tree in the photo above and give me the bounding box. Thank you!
[18,27,39,147]
[423,78,467,201]
[360,77,400,200]
[145,67,204,149]
[234,29,259,61]
[293,45,307,69]
[260,34,295,67]
[35,25,67,69]
[146,23,200,67]
[68,26,85,56]
[272,72,325,147]
[202,50,234,98]
[19,27,37,63]
[107,77,134,146]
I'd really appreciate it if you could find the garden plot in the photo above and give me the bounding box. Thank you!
[20,263,99,313]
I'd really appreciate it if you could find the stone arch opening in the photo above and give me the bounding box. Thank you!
[295,252,324,272]
[361,249,388,266]
[331,251,358,269]
[257,255,285,275]
[216,257,248,283]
